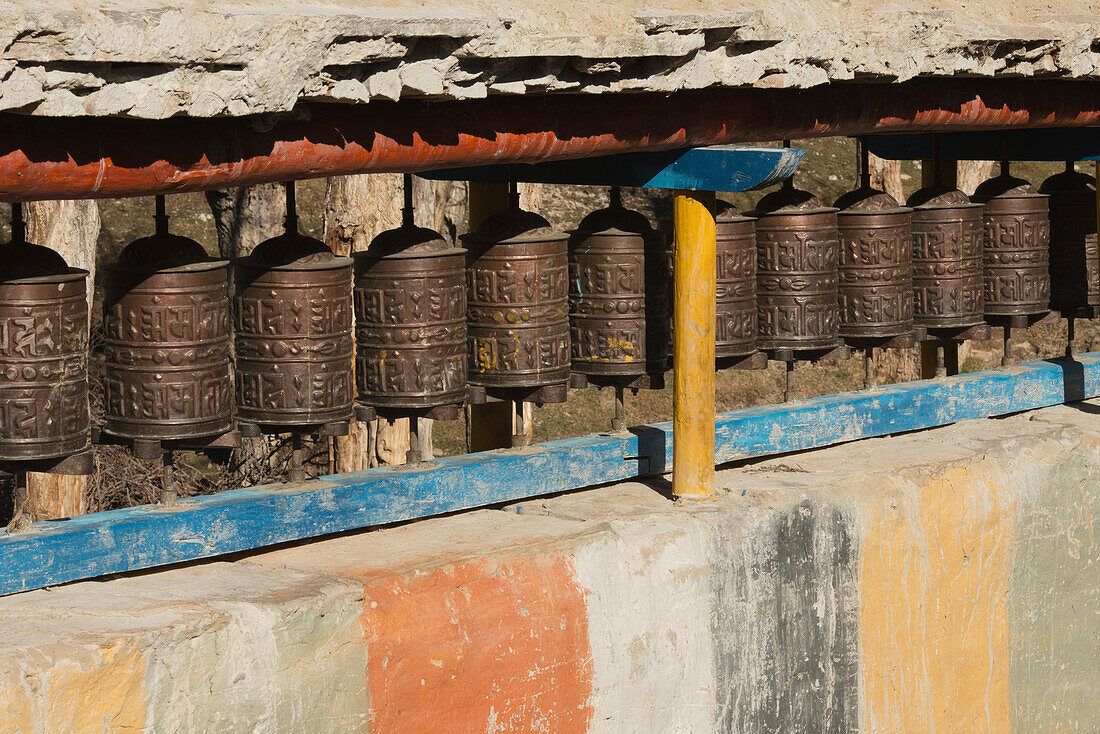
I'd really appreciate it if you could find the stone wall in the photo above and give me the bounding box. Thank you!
[0,401,1097,731]
[2,2,1099,118]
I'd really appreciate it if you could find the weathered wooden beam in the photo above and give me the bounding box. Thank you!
[1,354,1098,596]
[869,128,1100,162]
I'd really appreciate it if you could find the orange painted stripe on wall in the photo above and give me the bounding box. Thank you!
[361,556,594,734]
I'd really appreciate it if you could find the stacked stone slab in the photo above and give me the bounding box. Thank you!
[1,3,1098,119]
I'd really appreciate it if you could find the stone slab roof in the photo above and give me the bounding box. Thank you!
[2,1,1099,118]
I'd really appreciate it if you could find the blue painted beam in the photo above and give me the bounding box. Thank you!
[0,354,1097,597]
[419,145,805,191]
[867,128,1100,162]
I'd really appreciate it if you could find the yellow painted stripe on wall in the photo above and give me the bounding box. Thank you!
[0,644,146,733]
[860,466,1015,733]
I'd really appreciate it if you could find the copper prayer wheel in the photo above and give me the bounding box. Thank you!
[570,197,669,378]
[1040,163,1098,312]
[905,186,985,329]
[833,187,913,339]
[354,221,467,411]
[751,184,841,352]
[235,233,355,427]
[971,169,1050,317]
[103,215,232,441]
[658,205,757,362]
[714,203,758,359]
[0,234,90,461]
[463,202,570,392]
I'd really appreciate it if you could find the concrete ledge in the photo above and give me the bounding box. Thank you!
[0,563,367,731]
[0,403,1097,731]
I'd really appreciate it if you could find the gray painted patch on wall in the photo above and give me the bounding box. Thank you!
[707,499,859,733]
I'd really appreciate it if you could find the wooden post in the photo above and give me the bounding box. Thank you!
[672,190,716,501]
[868,152,904,203]
[23,200,99,520]
[206,184,286,260]
[465,181,517,452]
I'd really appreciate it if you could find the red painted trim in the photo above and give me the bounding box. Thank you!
[2,79,1099,201]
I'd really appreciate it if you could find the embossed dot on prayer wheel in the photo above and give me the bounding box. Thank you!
[905,186,985,329]
[235,233,355,427]
[463,205,570,391]
[354,222,467,411]
[0,241,90,461]
[103,227,232,441]
[570,200,669,377]
[1040,163,1098,313]
[751,185,841,352]
[833,187,913,339]
[971,171,1051,318]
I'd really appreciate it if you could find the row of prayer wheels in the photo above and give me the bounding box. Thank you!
[0,160,1095,465]
[719,159,1095,360]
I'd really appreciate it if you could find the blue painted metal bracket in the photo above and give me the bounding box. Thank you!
[419,145,805,191]
[1,354,1097,597]
[867,128,1100,162]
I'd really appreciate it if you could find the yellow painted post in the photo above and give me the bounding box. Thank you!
[465,181,516,452]
[672,191,717,501]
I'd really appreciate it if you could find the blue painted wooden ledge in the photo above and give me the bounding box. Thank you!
[420,145,805,192]
[1,354,1097,597]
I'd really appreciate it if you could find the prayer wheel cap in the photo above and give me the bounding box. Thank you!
[833,186,910,214]
[242,231,353,270]
[1039,168,1096,196]
[715,200,754,223]
[2,239,73,281]
[971,173,1044,202]
[577,204,654,236]
[751,185,836,216]
[363,223,463,260]
[116,231,223,271]
[906,186,980,209]
[463,207,566,246]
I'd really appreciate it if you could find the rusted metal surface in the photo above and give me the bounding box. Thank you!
[972,171,1051,317]
[4,79,1100,201]
[906,187,986,328]
[354,223,467,411]
[103,224,232,441]
[570,196,669,378]
[834,187,914,339]
[235,234,355,427]
[752,185,841,353]
[463,203,570,391]
[1040,164,1098,312]
[0,240,89,461]
[714,203,758,359]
